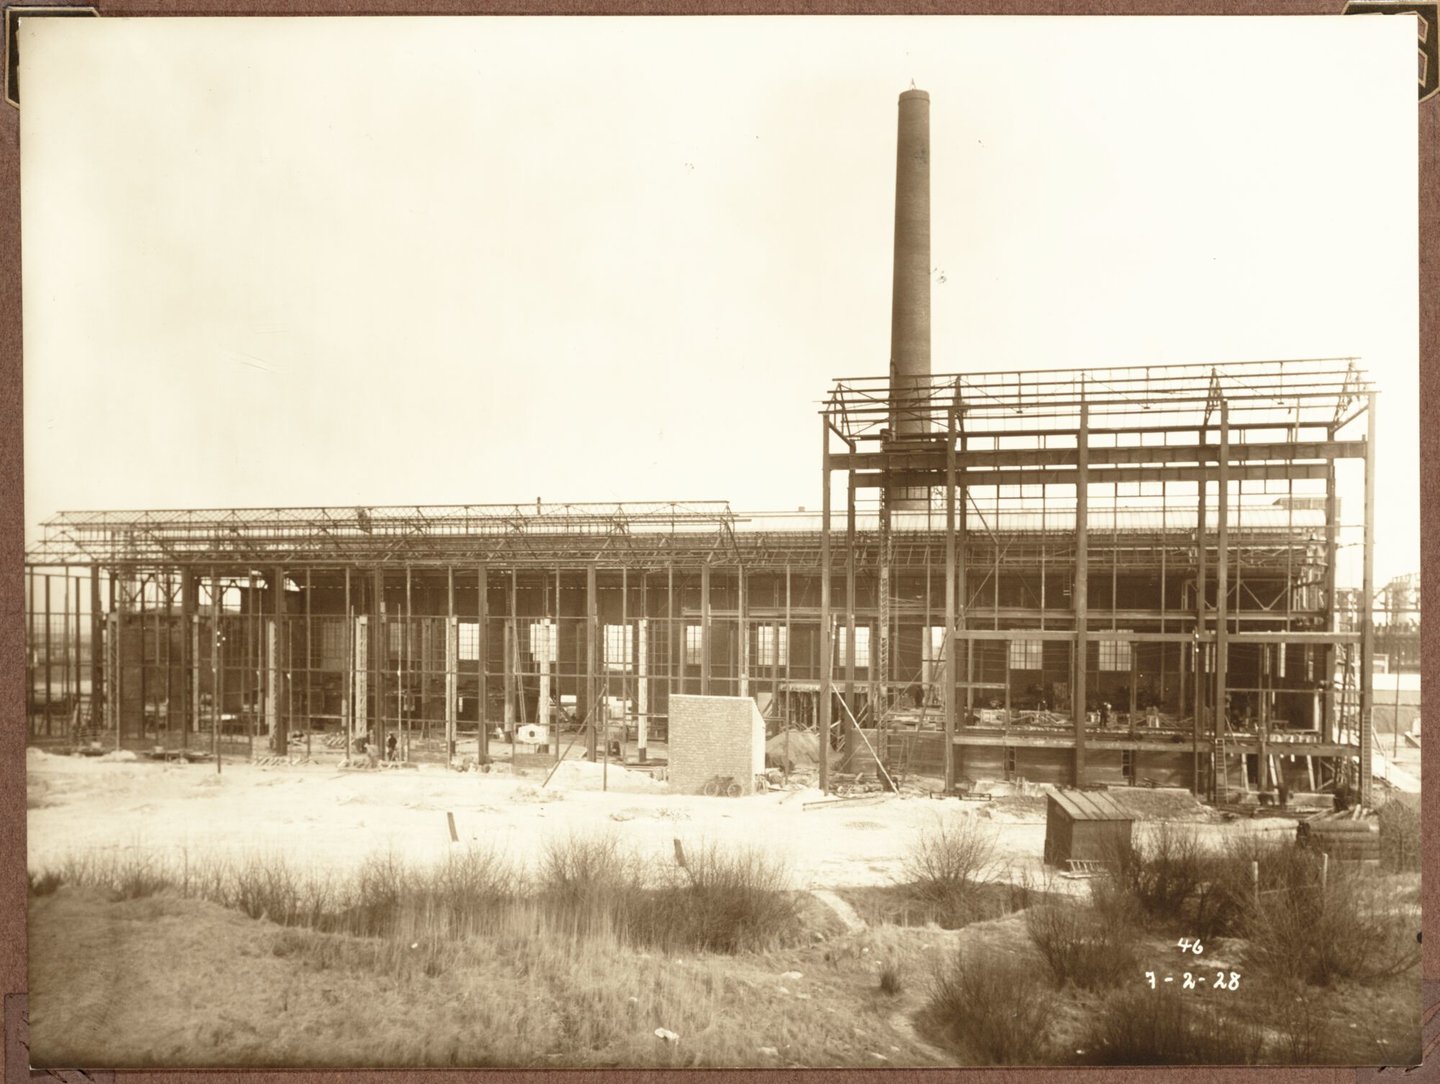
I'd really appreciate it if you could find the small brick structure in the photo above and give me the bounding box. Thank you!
[667,694,767,795]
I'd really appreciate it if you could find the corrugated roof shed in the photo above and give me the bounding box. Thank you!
[1049,788,1131,821]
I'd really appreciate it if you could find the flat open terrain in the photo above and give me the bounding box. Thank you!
[25,748,1419,1069]
[26,747,1273,885]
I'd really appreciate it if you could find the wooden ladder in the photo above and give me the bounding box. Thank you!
[888,730,916,786]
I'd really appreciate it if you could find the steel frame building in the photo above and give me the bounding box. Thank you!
[818,356,1376,803]
[22,357,1377,803]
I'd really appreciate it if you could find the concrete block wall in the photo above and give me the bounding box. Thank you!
[668,694,765,794]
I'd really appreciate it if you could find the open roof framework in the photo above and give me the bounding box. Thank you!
[817,357,1377,801]
[22,358,1379,804]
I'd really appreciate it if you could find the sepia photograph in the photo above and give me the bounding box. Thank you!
[17,13,1425,1070]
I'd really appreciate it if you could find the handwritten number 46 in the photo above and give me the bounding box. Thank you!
[1177,937,1203,954]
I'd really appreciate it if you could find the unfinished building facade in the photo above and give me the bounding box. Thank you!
[22,356,1377,803]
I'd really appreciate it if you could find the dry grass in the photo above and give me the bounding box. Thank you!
[34,836,800,964]
[877,959,904,997]
[838,881,1019,930]
[1024,899,1137,990]
[28,827,1421,1069]
[27,883,943,1069]
[1268,978,1327,1062]
[921,945,1056,1064]
[1077,987,1264,1065]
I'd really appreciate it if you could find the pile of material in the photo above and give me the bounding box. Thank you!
[765,729,834,771]
[544,758,666,794]
[1296,807,1380,863]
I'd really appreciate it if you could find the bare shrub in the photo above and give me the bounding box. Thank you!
[230,853,305,924]
[27,870,63,897]
[1270,978,1326,1062]
[538,833,642,938]
[108,851,169,901]
[535,835,797,955]
[1078,986,1263,1065]
[643,842,799,954]
[1025,899,1137,990]
[1004,867,1057,914]
[1188,833,1320,939]
[878,960,904,996]
[902,815,996,924]
[1087,870,1145,931]
[405,847,519,938]
[1245,862,1419,986]
[923,947,1055,1064]
[347,851,408,936]
[1103,823,1205,923]
[1378,796,1421,873]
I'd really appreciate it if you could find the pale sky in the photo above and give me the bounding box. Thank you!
[19,16,1420,585]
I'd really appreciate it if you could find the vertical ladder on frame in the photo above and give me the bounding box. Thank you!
[887,728,916,788]
[70,693,95,746]
[1214,708,1228,804]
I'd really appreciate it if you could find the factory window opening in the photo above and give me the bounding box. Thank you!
[756,626,789,667]
[684,625,704,666]
[319,620,347,666]
[1099,637,1133,672]
[923,626,947,663]
[837,625,871,669]
[604,624,632,671]
[1008,638,1043,671]
[387,621,418,661]
[458,621,480,662]
[528,621,556,666]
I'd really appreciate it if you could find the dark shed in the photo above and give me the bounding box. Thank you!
[1043,788,1134,866]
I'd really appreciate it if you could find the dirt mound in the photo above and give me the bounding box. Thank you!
[766,730,834,769]
[545,758,666,794]
[978,795,1047,823]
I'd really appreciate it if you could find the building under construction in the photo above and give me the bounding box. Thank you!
[22,89,1380,804]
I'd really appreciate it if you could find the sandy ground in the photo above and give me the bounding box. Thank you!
[26,748,1297,887]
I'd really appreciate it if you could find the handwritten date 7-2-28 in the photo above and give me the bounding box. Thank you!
[1145,971,1241,991]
